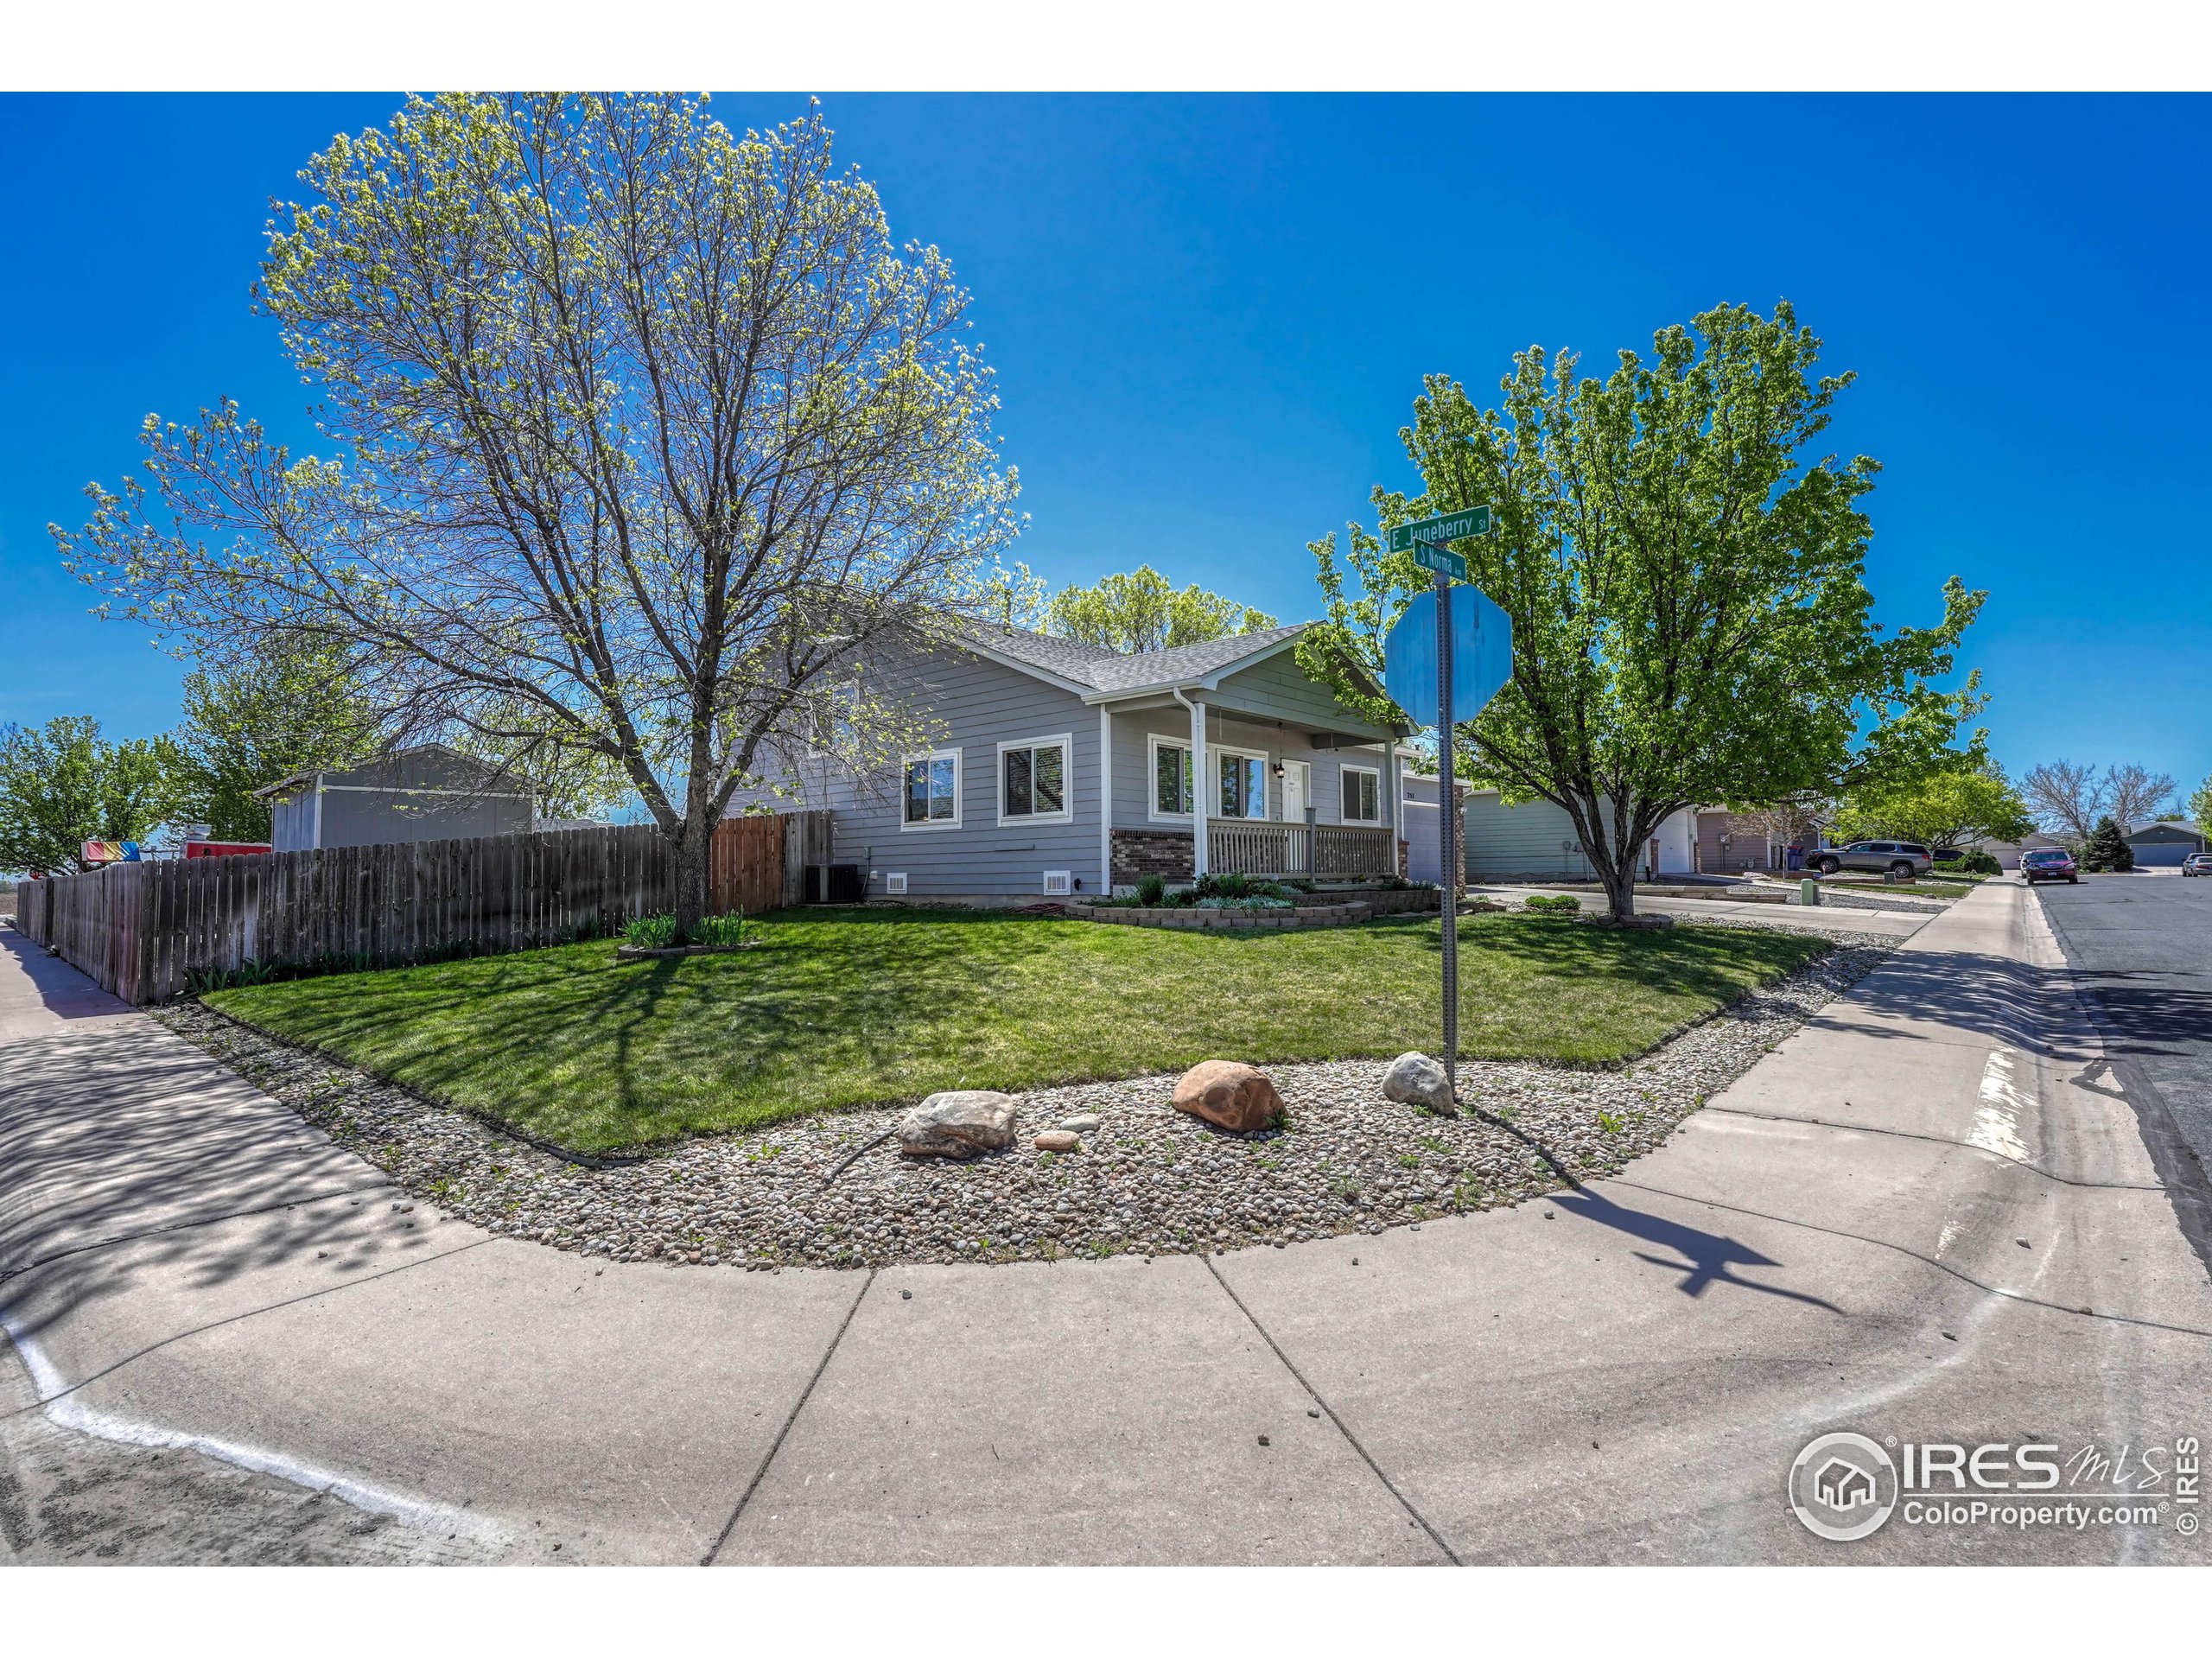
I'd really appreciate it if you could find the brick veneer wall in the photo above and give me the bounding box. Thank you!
[1110,829,1195,886]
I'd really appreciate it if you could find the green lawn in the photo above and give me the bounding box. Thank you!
[206,908,1827,1154]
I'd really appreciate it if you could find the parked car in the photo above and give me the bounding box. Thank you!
[1812,840,1934,879]
[2183,852,2212,878]
[1930,845,1964,862]
[2022,848,2079,885]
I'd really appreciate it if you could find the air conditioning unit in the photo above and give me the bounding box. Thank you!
[885,872,908,895]
[1043,870,1073,896]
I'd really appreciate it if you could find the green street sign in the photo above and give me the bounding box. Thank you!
[1388,505,1491,552]
[1408,542,1467,580]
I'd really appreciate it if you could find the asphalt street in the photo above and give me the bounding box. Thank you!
[2037,870,2212,1268]
[2037,873,2212,1154]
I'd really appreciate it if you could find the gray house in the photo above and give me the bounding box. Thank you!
[257,743,538,853]
[1402,775,1702,881]
[730,624,1410,902]
[2126,819,2209,867]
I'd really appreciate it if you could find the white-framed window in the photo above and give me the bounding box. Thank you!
[901,749,962,829]
[1216,746,1268,820]
[997,734,1072,825]
[1150,734,1194,819]
[1341,764,1382,823]
[1151,734,1268,821]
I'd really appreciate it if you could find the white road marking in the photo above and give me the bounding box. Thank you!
[0,1296,506,1549]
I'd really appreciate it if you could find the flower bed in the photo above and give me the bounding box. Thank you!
[1067,899,1373,931]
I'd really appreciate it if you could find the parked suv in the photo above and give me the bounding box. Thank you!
[2022,848,2079,885]
[1812,841,1934,880]
[2183,852,2212,878]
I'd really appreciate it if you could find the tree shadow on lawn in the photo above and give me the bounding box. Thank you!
[210,911,1144,1150]
[207,909,1830,1156]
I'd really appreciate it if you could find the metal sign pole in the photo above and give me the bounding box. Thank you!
[1432,556,1458,1100]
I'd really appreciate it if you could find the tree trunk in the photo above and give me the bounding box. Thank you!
[1565,785,1642,925]
[674,814,711,937]
[1594,847,1639,925]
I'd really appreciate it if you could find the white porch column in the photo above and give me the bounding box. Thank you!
[1189,697,1209,878]
[1384,741,1401,837]
[1097,706,1114,894]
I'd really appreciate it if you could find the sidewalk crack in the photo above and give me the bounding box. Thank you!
[1201,1255,1459,1565]
[702,1268,874,1566]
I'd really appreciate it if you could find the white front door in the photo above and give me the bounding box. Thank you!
[1281,760,1309,822]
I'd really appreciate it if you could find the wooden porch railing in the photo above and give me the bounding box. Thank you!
[1205,818,1395,878]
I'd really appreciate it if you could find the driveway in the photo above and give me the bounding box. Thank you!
[3,883,2210,1564]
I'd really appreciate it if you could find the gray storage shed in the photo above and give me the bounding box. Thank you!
[256,744,537,853]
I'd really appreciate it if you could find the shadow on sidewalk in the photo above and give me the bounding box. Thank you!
[1553,1188,1843,1313]
[0,1020,400,1340]
[0,930,132,1026]
[1815,947,2107,1058]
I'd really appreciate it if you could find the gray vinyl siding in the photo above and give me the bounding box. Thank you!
[1409,784,1594,878]
[1468,792,1593,877]
[727,649,1103,899]
[264,746,534,852]
[1211,648,1396,739]
[721,635,1403,898]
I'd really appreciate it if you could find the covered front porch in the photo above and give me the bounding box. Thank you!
[1091,640,1410,890]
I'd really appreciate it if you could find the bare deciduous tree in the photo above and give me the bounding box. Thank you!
[2104,762,2178,832]
[55,94,1018,928]
[2021,760,2176,844]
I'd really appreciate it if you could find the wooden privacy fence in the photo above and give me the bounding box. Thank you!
[12,810,830,1006]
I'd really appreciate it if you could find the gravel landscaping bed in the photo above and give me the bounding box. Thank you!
[151,921,1897,1271]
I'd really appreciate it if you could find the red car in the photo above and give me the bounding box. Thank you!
[2021,848,2078,885]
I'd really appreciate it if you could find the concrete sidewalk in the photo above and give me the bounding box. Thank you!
[4,886,2209,1564]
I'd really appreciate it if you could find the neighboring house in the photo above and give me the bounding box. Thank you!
[1694,807,1827,874]
[725,623,1409,902]
[2125,819,2209,867]
[1401,775,1700,881]
[256,743,538,853]
[1962,831,2069,870]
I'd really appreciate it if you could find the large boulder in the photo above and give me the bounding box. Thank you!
[1171,1060,1283,1134]
[896,1090,1020,1158]
[1381,1051,1457,1116]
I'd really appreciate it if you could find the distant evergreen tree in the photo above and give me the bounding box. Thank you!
[2082,816,2134,873]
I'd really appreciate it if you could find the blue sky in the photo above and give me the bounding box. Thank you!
[3,92,2206,803]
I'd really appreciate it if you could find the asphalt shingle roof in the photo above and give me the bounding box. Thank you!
[959,621,1310,694]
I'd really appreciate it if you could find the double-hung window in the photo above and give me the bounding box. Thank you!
[902,749,961,828]
[1341,764,1382,823]
[998,734,1071,824]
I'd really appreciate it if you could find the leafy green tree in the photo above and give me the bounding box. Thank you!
[1299,302,1986,923]
[2190,775,2212,838]
[0,717,178,875]
[1834,760,2036,849]
[1046,565,1274,653]
[2082,815,2134,873]
[55,95,1016,931]
[168,642,381,842]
